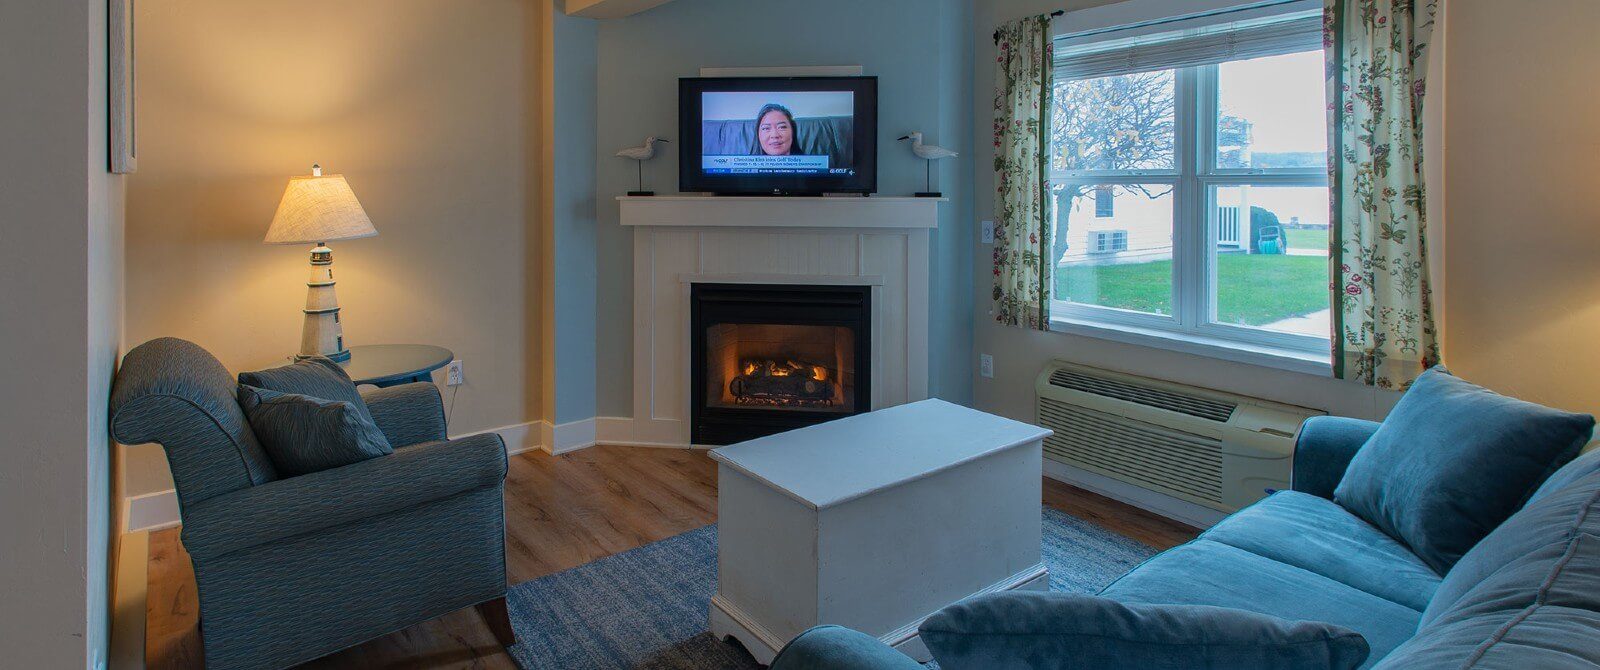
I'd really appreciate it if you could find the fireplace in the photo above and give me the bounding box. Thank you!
[691,283,871,445]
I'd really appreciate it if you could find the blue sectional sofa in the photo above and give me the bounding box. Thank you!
[771,412,1600,669]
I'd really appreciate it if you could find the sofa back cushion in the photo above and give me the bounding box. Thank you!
[1334,367,1593,574]
[1421,459,1600,626]
[110,338,278,506]
[1376,467,1600,668]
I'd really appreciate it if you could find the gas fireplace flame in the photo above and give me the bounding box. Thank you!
[730,358,840,407]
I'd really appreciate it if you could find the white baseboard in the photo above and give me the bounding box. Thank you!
[545,418,598,455]
[595,416,701,448]
[1042,459,1225,529]
[457,420,542,456]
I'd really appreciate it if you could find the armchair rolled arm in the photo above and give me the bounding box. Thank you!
[181,432,506,561]
[361,382,447,447]
[1291,416,1381,499]
[770,626,923,670]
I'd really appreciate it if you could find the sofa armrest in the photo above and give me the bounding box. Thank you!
[919,592,1369,670]
[770,626,923,670]
[1291,416,1381,499]
[180,432,506,561]
[360,382,447,447]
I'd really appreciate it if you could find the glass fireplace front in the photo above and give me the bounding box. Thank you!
[691,284,871,445]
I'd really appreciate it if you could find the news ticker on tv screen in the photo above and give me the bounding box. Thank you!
[703,154,854,176]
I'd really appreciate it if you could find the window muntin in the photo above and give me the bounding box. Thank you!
[1049,47,1330,355]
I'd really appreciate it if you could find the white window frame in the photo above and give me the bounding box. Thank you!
[1048,48,1330,360]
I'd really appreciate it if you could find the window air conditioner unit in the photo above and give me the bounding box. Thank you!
[1088,230,1127,254]
[1035,361,1322,512]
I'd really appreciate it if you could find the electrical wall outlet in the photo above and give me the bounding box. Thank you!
[980,220,995,244]
[979,353,994,379]
[447,360,464,386]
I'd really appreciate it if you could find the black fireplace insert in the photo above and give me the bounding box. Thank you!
[690,283,871,445]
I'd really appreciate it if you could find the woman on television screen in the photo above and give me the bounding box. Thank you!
[755,103,800,156]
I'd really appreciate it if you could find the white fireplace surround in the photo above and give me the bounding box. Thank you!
[620,195,942,447]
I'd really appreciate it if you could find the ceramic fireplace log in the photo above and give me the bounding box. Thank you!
[729,374,836,403]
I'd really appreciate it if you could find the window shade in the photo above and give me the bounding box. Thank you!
[1055,9,1322,81]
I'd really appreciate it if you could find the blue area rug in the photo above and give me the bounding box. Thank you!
[505,507,1157,669]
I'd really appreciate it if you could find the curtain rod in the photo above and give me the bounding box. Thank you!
[993,10,1065,45]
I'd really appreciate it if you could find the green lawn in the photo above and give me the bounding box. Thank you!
[1284,227,1329,251]
[1057,254,1328,326]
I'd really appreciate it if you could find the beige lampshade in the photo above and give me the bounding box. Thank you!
[263,173,378,245]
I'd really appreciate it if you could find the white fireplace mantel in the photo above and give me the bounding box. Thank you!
[620,195,941,447]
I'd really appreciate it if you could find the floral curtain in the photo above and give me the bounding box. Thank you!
[1324,0,1441,389]
[992,15,1054,330]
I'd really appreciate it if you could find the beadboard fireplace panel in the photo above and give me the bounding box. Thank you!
[623,196,937,447]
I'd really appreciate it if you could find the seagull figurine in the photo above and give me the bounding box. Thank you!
[898,132,957,197]
[617,136,668,196]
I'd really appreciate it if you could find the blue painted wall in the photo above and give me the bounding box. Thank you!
[551,9,600,425]
[593,0,976,417]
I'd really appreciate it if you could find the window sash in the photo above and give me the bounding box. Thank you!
[1049,59,1330,354]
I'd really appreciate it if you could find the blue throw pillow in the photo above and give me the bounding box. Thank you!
[238,385,392,477]
[239,356,375,425]
[918,592,1369,670]
[1334,367,1593,574]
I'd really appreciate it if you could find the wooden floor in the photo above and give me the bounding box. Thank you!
[146,445,1198,669]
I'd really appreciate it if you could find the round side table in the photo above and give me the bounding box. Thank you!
[340,344,454,388]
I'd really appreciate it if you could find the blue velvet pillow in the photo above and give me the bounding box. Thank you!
[1334,367,1593,574]
[918,592,1369,670]
[238,385,392,477]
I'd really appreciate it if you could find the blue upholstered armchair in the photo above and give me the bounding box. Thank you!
[110,338,512,670]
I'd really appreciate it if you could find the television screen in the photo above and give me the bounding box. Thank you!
[680,77,876,195]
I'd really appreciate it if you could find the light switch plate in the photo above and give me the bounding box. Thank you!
[981,220,995,244]
[979,353,994,379]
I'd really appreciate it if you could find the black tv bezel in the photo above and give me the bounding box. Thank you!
[679,76,878,196]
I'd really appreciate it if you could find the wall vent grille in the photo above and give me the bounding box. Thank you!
[1048,369,1237,423]
[1038,397,1225,505]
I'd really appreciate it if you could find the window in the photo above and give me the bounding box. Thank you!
[1048,4,1330,356]
[1093,186,1115,217]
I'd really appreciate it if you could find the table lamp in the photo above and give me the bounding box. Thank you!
[264,164,377,362]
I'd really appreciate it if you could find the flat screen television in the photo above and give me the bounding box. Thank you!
[679,76,877,196]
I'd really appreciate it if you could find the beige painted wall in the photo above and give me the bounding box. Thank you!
[0,0,123,665]
[1441,0,1600,416]
[124,0,543,496]
[972,0,1401,427]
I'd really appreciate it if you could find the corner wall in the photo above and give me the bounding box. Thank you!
[0,0,123,665]
[593,0,978,419]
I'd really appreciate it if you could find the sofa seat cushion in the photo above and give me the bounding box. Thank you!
[1334,368,1593,574]
[1099,539,1422,667]
[1201,491,1442,610]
